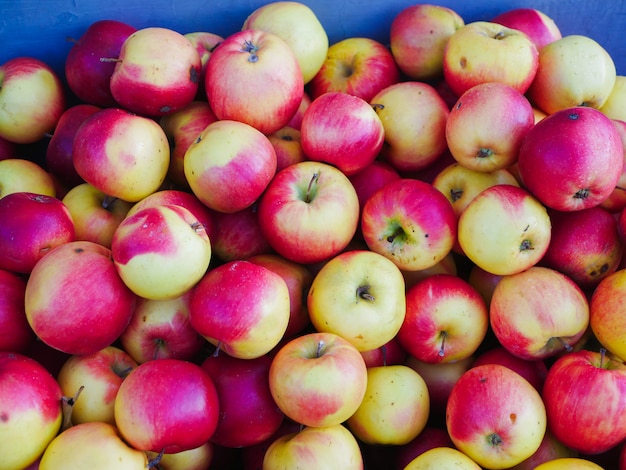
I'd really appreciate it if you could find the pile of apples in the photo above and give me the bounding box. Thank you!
[3,1,626,469]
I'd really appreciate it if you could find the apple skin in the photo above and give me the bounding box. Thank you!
[61,182,133,249]
[446,364,547,469]
[46,104,100,188]
[201,352,284,448]
[257,160,360,265]
[72,107,170,203]
[114,358,219,454]
[527,35,616,114]
[0,269,34,352]
[518,106,624,212]
[443,21,539,98]
[119,291,205,364]
[491,8,562,50]
[472,346,548,392]
[56,345,137,425]
[307,36,400,102]
[24,240,137,355]
[590,269,626,362]
[445,82,535,172]
[307,249,407,352]
[300,91,385,176]
[389,3,465,81]
[184,119,277,213]
[541,349,626,455]
[0,158,56,198]
[490,266,589,360]
[206,29,303,135]
[110,27,201,116]
[189,260,290,360]
[371,81,450,173]
[268,331,368,428]
[242,1,329,84]
[263,424,364,470]
[65,19,137,107]
[360,178,457,271]
[0,352,63,470]
[0,192,75,274]
[0,57,66,144]
[541,206,623,289]
[457,184,552,276]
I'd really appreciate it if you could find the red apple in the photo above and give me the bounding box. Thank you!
[114,358,219,454]
[206,29,303,135]
[491,8,562,50]
[517,106,624,211]
[110,27,202,116]
[0,269,34,352]
[65,19,137,107]
[24,240,137,355]
[0,192,75,274]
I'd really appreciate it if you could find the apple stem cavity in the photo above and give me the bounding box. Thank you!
[356,285,375,302]
[241,40,259,63]
[304,172,320,203]
[61,385,85,431]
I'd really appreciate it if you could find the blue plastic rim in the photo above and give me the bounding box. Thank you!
[1,0,625,76]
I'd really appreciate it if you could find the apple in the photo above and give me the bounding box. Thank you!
[183,119,277,213]
[0,269,34,352]
[268,331,367,428]
[114,358,219,454]
[257,160,360,265]
[359,336,407,368]
[432,162,520,219]
[600,75,626,122]
[267,126,306,172]
[370,81,450,173]
[491,8,562,50]
[263,424,363,469]
[389,4,464,81]
[0,191,75,274]
[541,206,623,289]
[443,21,539,97]
[242,1,329,84]
[189,260,290,360]
[307,36,400,102]
[517,106,624,211]
[208,205,273,262]
[111,204,212,300]
[0,352,63,470]
[201,351,284,448]
[360,178,457,271]
[348,159,401,212]
[24,240,136,355]
[72,107,170,202]
[346,364,429,446]
[527,35,616,114]
[184,31,224,97]
[300,91,384,176]
[65,19,137,107]
[405,355,475,416]
[45,104,100,188]
[62,182,133,249]
[490,266,589,360]
[39,421,149,469]
[206,29,303,135]
[446,363,547,469]
[159,100,218,189]
[118,291,205,364]
[472,346,548,392]
[394,426,455,469]
[56,345,137,425]
[590,268,626,361]
[110,27,201,116]
[445,82,535,172]
[403,447,482,470]
[398,273,488,364]
[247,252,313,339]
[0,57,65,144]
[457,184,552,276]
[0,158,56,198]
[307,249,406,352]
[542,349,626,455]
[146,441,213,470]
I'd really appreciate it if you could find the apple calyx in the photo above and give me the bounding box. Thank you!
[61,385,85,431]
[356,284,375,302]
[241,40,259,63]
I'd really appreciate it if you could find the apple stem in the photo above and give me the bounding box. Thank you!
[61,385,85,431]
[439,331,447,357]
[316,340,325,358]
[147,448,165,469]
[305,172,320,203]
[356,285,375,302]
